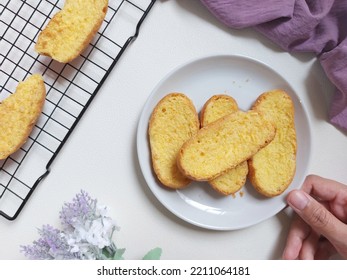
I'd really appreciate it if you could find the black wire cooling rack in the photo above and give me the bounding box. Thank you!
[0,0,156,220]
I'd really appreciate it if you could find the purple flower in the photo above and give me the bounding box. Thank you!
[59,190,96,231]
[21,190,118,260]
[21,225,78,259]
[21,190,160,260]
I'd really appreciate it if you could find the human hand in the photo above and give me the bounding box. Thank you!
[282,175,347,260]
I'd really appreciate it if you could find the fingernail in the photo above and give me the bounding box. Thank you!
[288,190,309,211]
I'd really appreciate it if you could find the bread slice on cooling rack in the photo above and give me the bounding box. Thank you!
[149,93,199,189]
[248,89,297,197]
[35,0,108,63]
[177,110,276,181]
[0,74,46,160]
[200,95,248,195]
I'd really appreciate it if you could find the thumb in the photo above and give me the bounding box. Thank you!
[287,190,346,245]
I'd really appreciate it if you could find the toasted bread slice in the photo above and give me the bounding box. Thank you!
[200,95,239,127]
[0,74,46,160]
[178,110,276,181]
[35,0,108,63]
[200,95,248,195]
[149,93,199,189]
[248,89,297,197]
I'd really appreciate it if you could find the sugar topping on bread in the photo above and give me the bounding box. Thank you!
[248,89,297,197]
[0,74,46,160]
[200,94,239,127]
[148,93,199,189]
[177,110,276,181]
[148,90,297,199]
[35,0,108,63]
[200,95,248,195]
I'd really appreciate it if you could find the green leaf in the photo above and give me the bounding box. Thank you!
[113,248,126,260]
[142,247,162,260]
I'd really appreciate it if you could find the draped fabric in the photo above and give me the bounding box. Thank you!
[200,0,347,131]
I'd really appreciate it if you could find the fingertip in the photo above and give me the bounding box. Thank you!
[281,249,293,260]
[282,245,300,260]
[287,190,310,211]
[282,235,301,260]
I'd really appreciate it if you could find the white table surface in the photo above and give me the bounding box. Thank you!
[1,0,346,260]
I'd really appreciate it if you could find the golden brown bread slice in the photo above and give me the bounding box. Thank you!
[35,0,108,63]
[148,93,199,189]
[248,89,297,197]
[200,95,248,195]
[0,74,46,160]
[178,110,276,181]
[200,94,239,127]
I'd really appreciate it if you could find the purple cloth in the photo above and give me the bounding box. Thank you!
[200,0,347,131]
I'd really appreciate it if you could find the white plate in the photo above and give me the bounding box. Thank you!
[137,55,311,230]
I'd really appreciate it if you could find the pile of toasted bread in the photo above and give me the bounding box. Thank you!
[148,90,297,198]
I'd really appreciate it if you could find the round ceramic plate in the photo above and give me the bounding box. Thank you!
[137,55,311,230]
